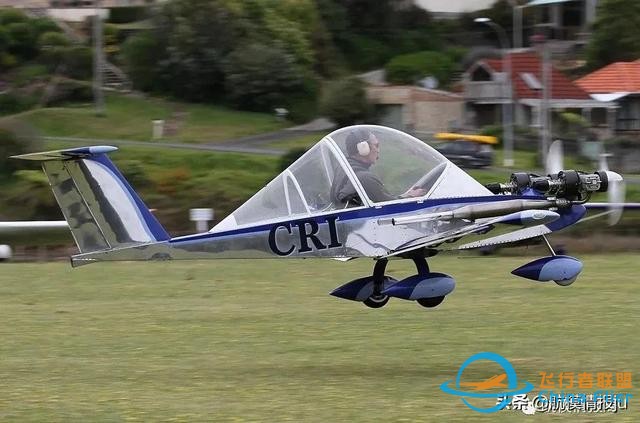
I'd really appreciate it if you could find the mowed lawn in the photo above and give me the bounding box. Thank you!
[1,255,639,422]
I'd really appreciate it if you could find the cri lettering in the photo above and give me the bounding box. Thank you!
[268,216,342,256]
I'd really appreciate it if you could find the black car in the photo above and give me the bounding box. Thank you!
[434,140,494,168]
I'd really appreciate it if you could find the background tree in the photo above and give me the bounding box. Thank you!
[385,50,455,87]
[152,0,240,101]
[586,0,640,69]
[224,42,306,111]
[319,77,372,126]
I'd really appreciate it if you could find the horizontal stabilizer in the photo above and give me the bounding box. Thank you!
[12,146,118,161]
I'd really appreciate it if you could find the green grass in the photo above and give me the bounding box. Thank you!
[11,94,288,143]
[1,255,639,421]
[264,133,326,150]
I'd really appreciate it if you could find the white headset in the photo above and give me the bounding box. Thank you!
[356,139,370,156]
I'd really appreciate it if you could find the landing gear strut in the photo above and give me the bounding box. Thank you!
[363,258,390,308]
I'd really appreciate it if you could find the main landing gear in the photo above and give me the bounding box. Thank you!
[329,252,456,310]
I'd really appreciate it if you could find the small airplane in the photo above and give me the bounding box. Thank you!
[12,125,637,309]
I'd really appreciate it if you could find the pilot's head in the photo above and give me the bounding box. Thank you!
[346,128,380,165]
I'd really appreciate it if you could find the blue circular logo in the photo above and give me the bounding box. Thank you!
[440,352,534,413]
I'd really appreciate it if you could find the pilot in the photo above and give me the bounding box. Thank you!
[331,128,426,204]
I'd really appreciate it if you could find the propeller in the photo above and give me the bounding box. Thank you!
[546,140,625,225]
[598,153,625,225]
[545,140,564,175]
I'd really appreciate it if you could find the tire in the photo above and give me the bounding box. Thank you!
[416,296,445,308]
[363,294,389,308]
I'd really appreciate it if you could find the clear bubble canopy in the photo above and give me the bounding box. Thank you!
[212,125,489,231]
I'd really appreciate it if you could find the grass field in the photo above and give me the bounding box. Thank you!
[1,255,639,421]
[12,94,287,143]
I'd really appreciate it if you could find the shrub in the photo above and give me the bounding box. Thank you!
[0,92,35,116]
[224,43,306,112]
[63,46,93,80]
[6,22,37,59]
[121,32,160,92]
[44,79,93,106]
[319,77,373,127]
[0,121,43,177]
[37,31,70,50]
[385,50,455,86]
[0,8,27,25]
[13,64,49,86]
[31,17,61,37]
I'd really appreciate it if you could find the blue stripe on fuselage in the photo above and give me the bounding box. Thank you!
[169,195,545,246]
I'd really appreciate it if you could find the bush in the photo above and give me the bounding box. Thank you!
[13,64,49,86]
[0,51,17,69]
[0,8,27,25]
[224,43,307,112]
[0,92,35,116]
[63,46,93,80]
[319,77,372,127]
[44,79,93,106]
[37,31,70,50]
[121,32,160,92]
[31,17,61,37]
[6,22,37,59]
[0,121,43,177]
[385,50,455,86]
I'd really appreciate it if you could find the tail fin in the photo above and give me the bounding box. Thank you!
[13,146,170,253]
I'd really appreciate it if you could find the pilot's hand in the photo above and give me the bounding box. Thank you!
[401,187,427,198]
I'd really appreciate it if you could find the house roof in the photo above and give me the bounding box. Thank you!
[575,60,640,94]
[479,51,591,100]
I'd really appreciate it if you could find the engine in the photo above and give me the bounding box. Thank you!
[485,170,613,202]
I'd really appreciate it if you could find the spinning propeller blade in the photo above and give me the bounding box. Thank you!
[598,153,625,225]
[545,140,564,175]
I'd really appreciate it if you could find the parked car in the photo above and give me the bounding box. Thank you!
[432,133,496,169]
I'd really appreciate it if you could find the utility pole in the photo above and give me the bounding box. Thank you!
[475,18,515,167]
[93,2,105,116]
[541,38,552,166]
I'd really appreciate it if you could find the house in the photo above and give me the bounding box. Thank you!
[463,49,616,137]
[576,60,640,133]
[361,70,464,135]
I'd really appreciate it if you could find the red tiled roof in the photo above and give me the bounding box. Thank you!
[576,61,640,93]
[479,51,591,100]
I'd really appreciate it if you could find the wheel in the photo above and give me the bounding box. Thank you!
[416,296,445,308]
[554,277,576,287]
[363,294,389,308]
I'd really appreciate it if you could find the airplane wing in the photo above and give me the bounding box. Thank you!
[381,208,560,258]
[0,221,72,245]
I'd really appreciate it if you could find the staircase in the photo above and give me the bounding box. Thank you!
[26,7,132,92]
